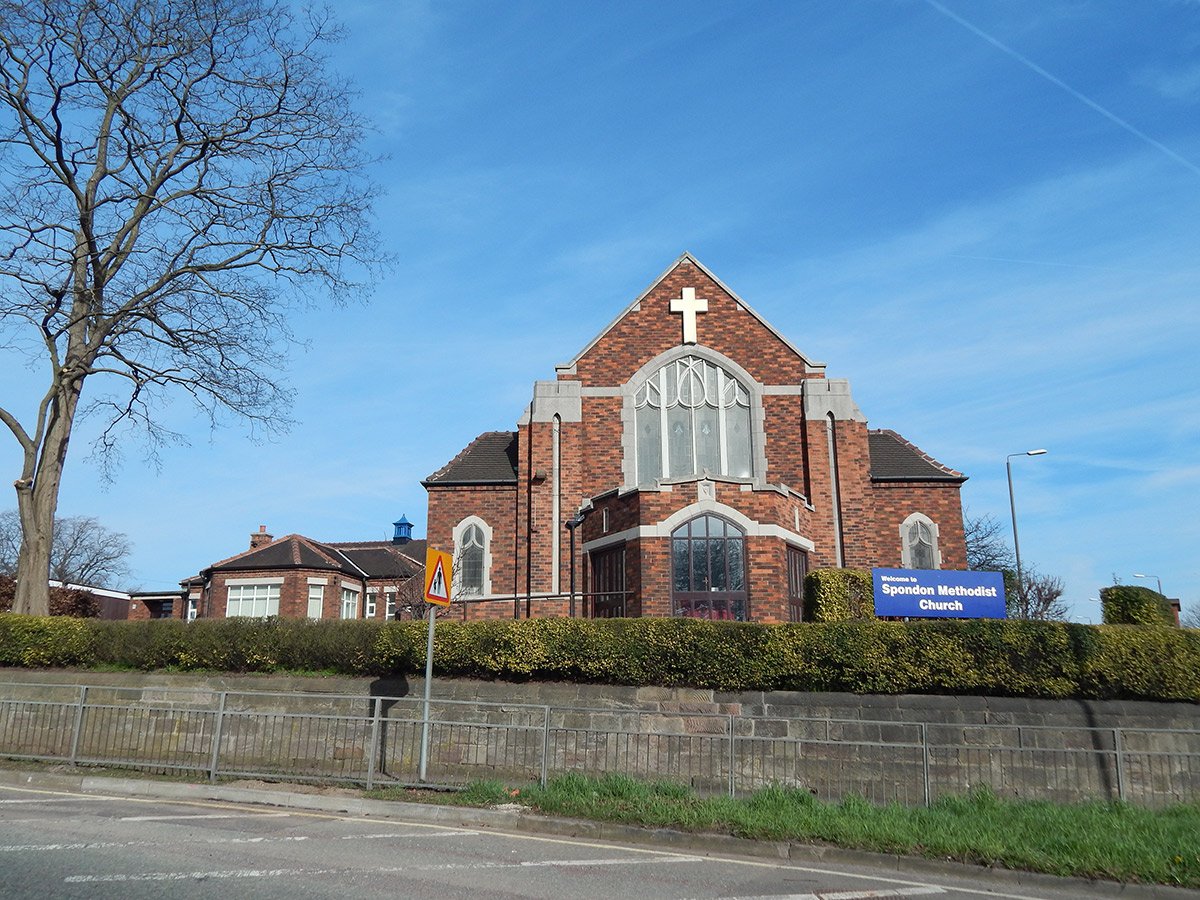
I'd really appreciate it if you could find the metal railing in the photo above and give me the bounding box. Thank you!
[0,682,1196,807]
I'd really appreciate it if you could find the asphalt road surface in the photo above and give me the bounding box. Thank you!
[0,783,1154,900]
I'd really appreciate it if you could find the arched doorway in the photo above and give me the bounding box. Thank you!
[670,514,747,620]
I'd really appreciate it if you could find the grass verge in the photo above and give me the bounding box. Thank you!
[371,773,1200,888]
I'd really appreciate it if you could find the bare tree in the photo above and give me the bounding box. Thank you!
[1008,566,1070,621]
[1,508,131,587]
[0,508,17,575]
[49,512,132,587]
[0,1,381,614]
[1180,604,1199,630]
[964,511,1015,573]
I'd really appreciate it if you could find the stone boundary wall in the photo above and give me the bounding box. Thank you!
[1,667,1195,730]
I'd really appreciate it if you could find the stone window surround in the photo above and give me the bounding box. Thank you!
[453,514,494,597]
[582,498,816,555]
[899,511,941,569]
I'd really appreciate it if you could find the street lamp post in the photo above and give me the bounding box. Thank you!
[1006,449,1047,616]
[1133,573,1164,596]
[565,512,586,618]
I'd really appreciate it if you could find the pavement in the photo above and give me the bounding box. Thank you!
[0,766,1195,899]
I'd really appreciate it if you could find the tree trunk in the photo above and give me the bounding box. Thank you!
[12,381,81,616]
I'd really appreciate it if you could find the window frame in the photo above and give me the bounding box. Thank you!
[307,583,324,619]
[340,586,360,619]
[225,582,280,618]
[621,347,766,489]
[670,513,748,621]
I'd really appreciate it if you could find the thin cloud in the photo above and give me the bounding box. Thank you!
[1138,62,1200,102]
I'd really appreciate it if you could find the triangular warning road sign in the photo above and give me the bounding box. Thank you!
[424,549,453,606]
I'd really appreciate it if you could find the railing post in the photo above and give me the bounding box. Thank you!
[540,706,551,789]
[1114,727,1127,802]
[68,685,88,766]
[921,722,931,808]
[366,697,382,790]
[728,714,736,799]
[208,691,227,784]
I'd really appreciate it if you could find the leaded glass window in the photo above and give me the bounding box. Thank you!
[633,356,752,482]
[459,523,485,593]
[906,518,937,569]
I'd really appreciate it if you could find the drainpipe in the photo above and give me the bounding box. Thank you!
[525,398,535,619]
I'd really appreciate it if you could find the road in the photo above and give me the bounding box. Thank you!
[0,782,1164,900]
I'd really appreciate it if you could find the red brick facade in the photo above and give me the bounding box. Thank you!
[424,254,968,622]
[190,529,426,622]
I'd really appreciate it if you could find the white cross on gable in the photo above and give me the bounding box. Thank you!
[670,287,708,345]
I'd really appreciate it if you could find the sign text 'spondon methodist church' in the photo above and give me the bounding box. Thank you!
[872,568,1006,618]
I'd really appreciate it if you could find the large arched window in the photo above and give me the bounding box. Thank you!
[900,513,940,570]
[453,517,493,595]
[671,514,747,621]
[634,356,752,483]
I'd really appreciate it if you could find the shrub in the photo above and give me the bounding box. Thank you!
[1101,585,1175,626]
[0,613,94,667]
[803,568,874,621]
[1,615,1198,701]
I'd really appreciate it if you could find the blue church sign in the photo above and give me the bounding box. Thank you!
[872,568,1007,619]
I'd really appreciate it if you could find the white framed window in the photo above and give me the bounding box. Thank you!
[226,583,280,618]
[900,513,941,569]
[453,516,493,596]
[186,598,198,622]
[633,355,753,483]
[366,589,378,618]
[340,587,359,619]
[307,584,324,619]
[385,588,396,620]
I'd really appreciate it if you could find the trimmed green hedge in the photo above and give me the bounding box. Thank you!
[2,613,1198,701]
[1101,584,1176,626]
[803,568,874,621]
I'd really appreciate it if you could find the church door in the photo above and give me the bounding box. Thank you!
[671,514,747,621]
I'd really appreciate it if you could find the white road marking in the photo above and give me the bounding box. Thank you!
[0,796,109,804]
[120,812,294,822]
[343,830,478,840]
[710,891,945,900]
[0,830,478,853]
[65,855,706,883]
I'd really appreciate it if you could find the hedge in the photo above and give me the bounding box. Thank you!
[803,568,874,621]
[1101,584,1176,626]
[2,613,1198,701]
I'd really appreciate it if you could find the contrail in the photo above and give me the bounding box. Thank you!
[924,0,1200,179]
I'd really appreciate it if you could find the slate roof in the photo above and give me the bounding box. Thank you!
[423,431,519,486]
[868,429,966,483]
[327,540,427,579]
[424,429,963,487]
[206,535,426,579]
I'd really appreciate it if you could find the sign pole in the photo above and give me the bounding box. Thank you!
[418,603,435,782]
[418,547,453,783]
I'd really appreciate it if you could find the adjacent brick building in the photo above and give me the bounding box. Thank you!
[424,253,968,623]
[189,522,427,621]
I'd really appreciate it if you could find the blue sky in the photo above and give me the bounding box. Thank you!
[3,0,1198,622]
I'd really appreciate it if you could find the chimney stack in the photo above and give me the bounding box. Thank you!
[250,524,273,549]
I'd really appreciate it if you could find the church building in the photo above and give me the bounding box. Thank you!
[423,253,967,623]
